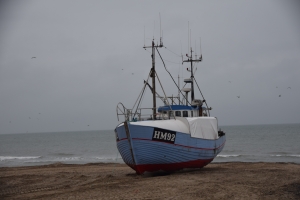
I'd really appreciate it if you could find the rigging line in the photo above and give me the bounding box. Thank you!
[132,71,151,112]
[132,84,147,119]
[155,71,176,120]
[164,59,181,65]
[193,62,199,76]
[144,48,151,54]
[132,79,146,118]
[132,81,146,111]
[193,78,210,116]
[181,82,187,90]
[144,79,165,101]
[155,47,192,106]
[132,81,147,120]
[164,46,182,57]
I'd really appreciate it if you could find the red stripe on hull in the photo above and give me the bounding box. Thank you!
[131,137,226,151]
[130,159,213,175]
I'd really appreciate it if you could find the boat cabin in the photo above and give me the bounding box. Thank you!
[157,104,208,120]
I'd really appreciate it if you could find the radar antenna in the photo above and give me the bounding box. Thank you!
[182,31,202,102]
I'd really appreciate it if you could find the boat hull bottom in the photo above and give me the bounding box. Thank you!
[130,159,214,175]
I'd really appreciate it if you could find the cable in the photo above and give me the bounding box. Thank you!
[155,71,176,120]
[193,78,210,116]
[132,72,151,120]
[156,47,192,106]
[164,59,181,65]
[164,46,182,57]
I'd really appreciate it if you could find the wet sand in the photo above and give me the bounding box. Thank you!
[1,162,299,199]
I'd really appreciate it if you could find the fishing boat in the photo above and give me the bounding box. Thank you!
[115,33,226,174]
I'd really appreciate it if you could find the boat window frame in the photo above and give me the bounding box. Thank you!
[169,111,174,118]
[183,111,188,117]
[175,111,181,117]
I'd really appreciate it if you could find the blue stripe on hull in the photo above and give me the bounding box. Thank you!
[117,139,135,166]
[132,139,217,165]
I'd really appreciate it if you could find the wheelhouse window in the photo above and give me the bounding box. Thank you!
[169,111,174,118]
[183,111,188,117]
[175,111,181,117]
[191,111,193,117]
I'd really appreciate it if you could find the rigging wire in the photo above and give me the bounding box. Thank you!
[193,78,210,116]
[144,48,152,54]
[132,79,147,111]
[164,46,182,57]
[155,47,192,106]
[132,83,147,120]
[164,59,181,65]
[155,71,176,119]
[131,71,151,119]
[193,62,199,76]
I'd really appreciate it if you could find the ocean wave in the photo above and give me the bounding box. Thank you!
[54,157,82,161]
[51,153,75,156]
[0,156,41,161]
[217,154,240,158]
[23,157,83,164]
[95,156,118,160]
[271,154,300,158]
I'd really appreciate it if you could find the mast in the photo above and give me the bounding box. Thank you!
[151,41,156,120]
[183,47,202,102]
[144,38,163,120]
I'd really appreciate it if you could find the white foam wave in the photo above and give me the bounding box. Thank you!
[23,157,83,164]
[0,156,40,161]
[96,156,113,160]
[271,154,300,158]
[55,157,82,161]
[217,154,240,158]
[271,154,282,157]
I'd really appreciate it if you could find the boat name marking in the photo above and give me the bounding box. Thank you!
[152,128,176,144]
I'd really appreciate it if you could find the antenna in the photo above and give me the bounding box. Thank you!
[195,40,197,59]
[159,13,161,38]
[159,13,163,46]
[153,20,155,40]
[188,22,189,55]
[180,40,183,63]
[182,28,202,102]
[144,26,145,47]
[143,14,164,120]
[200,37,202,60]
[190,29,191,52]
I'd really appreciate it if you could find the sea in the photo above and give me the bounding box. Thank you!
[0,124,299,167]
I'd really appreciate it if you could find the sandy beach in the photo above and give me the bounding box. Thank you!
[0,162,299,199]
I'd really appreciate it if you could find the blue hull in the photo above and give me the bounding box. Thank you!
[115,121,226,174]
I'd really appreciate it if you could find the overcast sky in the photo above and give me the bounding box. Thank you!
[0,0,299,134]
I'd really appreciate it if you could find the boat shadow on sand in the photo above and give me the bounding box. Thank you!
[125,166,223,178]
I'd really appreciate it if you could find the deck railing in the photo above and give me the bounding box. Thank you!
[116,103,169,122]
